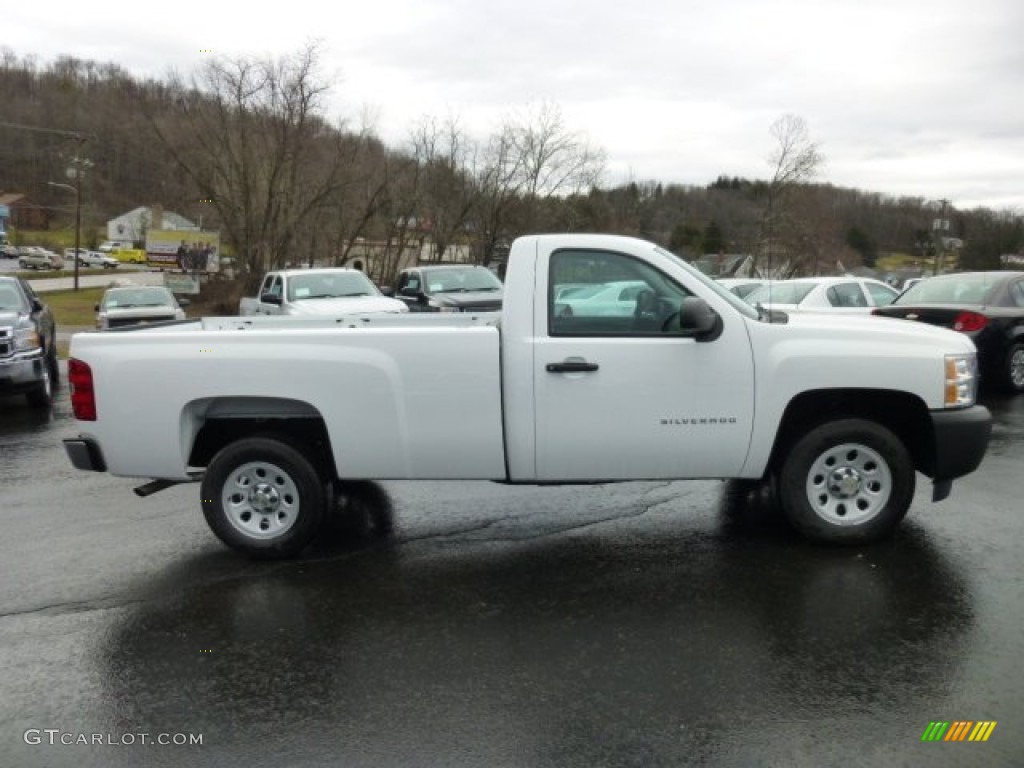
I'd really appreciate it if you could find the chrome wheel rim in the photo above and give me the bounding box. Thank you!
[805,442,891,526]
[1011,348,1024,389]
[222,461,300,540]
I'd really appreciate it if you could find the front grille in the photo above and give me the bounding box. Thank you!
[460,302,502,313]
[107,315,176,328]
[0,327,11,358]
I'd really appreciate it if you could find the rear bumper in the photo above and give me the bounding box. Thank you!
[64,437,107,472]
[931,405,992,481]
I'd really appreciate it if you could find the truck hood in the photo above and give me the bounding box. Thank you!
[0,310,26,326]
[288,296,409,315]
[776,310,977,353]
[430,290,503,310]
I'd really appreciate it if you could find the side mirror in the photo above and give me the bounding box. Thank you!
[678,297,722,341]
[399,286,420,298]
[379,286,395,297]
[260,292,282,305]
[177,298,191,308]
[94,303,100,312]
[32,298,45,313]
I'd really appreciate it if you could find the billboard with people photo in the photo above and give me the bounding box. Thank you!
[145,229,222,272]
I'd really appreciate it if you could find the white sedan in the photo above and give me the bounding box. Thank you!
[744,277,900,314]
[553,280,649,317]
[68,249,120,269]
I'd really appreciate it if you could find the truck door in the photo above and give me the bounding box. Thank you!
[533,246,755,481]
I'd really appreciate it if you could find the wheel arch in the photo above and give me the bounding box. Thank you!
[184,397,339,482]
[767,389,935,478]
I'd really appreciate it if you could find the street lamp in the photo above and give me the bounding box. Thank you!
[47,177,81,291]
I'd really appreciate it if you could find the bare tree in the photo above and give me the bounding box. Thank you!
[409,115,478,262]
[470,102,605,264]
[145,43,352,284]
[756,113,824,276]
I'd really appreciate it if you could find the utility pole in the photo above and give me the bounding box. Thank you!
[47,154,92,291]
[932,198,949,277]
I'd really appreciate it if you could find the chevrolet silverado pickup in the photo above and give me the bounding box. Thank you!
[238,268,408,317]
[0,276,58,407]
[63,234,992,558]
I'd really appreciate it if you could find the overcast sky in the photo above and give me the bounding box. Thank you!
[7,0,1024,211]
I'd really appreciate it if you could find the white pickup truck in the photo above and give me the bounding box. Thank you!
[63,234,992,558]
[238,268,408,316]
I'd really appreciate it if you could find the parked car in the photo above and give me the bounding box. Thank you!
[873,271,1024,393]
[744,276,899,313]
[240,268,408,316]
[0,276,58,407]
[18,247,64,271]
[95,286,188,329]
[65,248,119,269]
[716,278,771,300]
[1,244,19,259]
[552,280,649,317]
[392,264,503,312]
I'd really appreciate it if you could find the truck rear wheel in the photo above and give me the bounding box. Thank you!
[201,437,325,559]
[777,419,915,544]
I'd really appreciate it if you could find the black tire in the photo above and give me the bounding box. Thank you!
[46,335,60,391]
[1002,342,1024,394]
[776,418,915,544]
[200,437,326,559]
[25,364,53,408]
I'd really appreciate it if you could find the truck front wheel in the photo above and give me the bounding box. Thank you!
[777,419,915,544]
[201,437,325,559]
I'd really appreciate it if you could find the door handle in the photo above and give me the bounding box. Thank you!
[546,361,599,373]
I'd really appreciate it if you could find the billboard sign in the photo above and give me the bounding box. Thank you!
[146,229,222,272]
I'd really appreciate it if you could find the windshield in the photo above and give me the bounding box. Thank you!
[422,267,502,293]
[102,287,176,309]
[288,272,380,301]
[0,282,28,312]
[896,274,995,305]
[745,282,817,305]
[654,247,759,319]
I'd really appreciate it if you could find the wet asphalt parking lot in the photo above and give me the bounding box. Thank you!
[1,372,1022,767]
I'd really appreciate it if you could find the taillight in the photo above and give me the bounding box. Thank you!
[952,312,988,333]
[68,358,97,421]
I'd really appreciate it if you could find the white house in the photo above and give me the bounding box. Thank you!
[106,206,197,242]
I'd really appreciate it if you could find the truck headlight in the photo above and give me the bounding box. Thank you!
[944,353,977,407]
[14,327,41,352]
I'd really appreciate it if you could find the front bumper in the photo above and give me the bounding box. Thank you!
[0,350,46,395]
[64,437,107,472]
[931,405,992,481]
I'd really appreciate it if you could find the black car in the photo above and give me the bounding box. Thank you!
[873,271,1024,393]
[0,276,58,407]
[392,264,503,313]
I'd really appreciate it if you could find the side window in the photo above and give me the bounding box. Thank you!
[865,282,898,307]
[1010,281,1024,308]
[548,249,691,336]
[269,276,283,298]
[827,283,867,307]
[260,274,274,296]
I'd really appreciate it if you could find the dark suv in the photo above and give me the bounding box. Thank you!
[392,264,503,313]
[0,277,58,407]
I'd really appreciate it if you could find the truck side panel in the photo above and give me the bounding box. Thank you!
[71,326,506,481]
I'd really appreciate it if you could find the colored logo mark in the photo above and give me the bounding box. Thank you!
[921,721,997,742]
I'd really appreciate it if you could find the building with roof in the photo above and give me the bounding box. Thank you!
[106,205,197,242]
[0,192,51,231]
